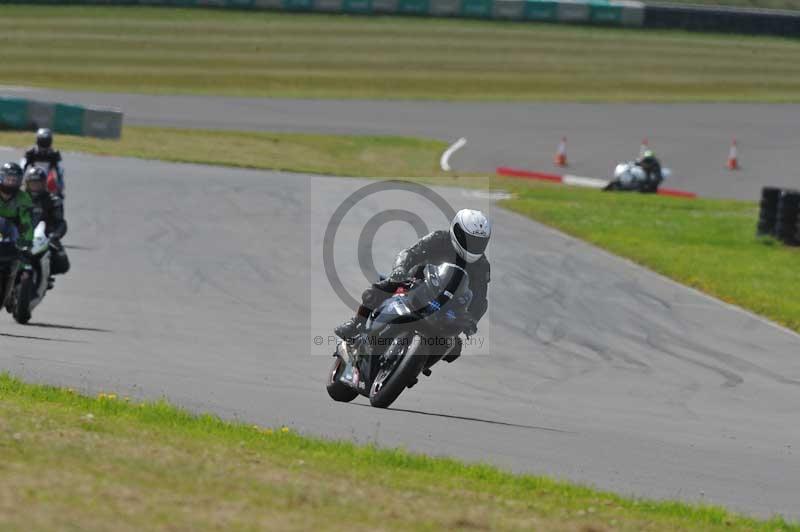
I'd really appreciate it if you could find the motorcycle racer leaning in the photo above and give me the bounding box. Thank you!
[22,128,64,197]
[635,149,663,188]
[24,167,70,287]
[334,209,492,360]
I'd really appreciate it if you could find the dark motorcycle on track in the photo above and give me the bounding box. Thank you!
[0,218,51,324]
[327,262,474,409]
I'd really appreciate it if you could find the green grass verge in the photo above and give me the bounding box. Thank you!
[0,372,796,531]
[500,182,800,333]
[2,6,800,102]
[0,127,454,179]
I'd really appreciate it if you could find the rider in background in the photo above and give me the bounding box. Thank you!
[635,149,663,190]
[22,128,64,198]
[24,167,69,287]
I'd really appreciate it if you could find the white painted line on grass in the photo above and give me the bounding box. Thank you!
[440,137,467,172]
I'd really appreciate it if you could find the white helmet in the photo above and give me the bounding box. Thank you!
[450,209,491,263]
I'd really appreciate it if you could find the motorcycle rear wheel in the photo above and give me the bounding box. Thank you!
[13,274,33,324]
[369,334,426,409]
[326,356,359,403]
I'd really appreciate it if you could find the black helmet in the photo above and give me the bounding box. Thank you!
[637,149,658,167]
[24,166,48,198]
[0,162,24,193]
[36,128,53,150]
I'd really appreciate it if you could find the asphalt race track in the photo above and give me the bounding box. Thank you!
[1,146,799,519]
[4,86,800,199]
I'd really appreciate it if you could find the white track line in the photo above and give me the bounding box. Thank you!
[440,137,467,172]
[563,174,610,189]
[461,190,513,201]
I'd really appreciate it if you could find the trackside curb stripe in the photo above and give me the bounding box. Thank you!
[496,166,698,199]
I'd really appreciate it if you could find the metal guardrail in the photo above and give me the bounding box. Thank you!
[0,97,123,139]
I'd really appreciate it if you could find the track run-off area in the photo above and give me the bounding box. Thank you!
[0,143,799,519]
[4,87,800,199]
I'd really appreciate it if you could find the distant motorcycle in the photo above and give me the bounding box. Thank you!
[604,162,671,193]
[327,262,474,408]
[0,219,51,324]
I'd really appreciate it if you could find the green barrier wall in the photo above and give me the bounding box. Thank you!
[0,99,29,130]
[343,0,372,13]
[0,97,123,139]
[397,0,429,14]
[590,3,623,23]
[53,103,85,136]
[524,0,557,21]
[283,0,314,10]
[461,0,492,18]
[0,0,647,26]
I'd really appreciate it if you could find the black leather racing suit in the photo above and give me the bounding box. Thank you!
[30,192,70,275]
[359,230,490,327]
[23,147,64,195]
[23,146,62,170]
[635,156,663,191]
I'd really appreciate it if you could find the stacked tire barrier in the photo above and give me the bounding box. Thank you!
[0,97,123,139]
[758,187,800,246]
[757,187,782,237]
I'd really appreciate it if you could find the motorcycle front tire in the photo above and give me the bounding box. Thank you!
[369,335,427,409]
[13,273,33,324]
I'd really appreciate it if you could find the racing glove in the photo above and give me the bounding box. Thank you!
[461,316,478,337]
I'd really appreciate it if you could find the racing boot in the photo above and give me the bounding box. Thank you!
[442,337,463,363]
[334,316,365,340]
[47,276,55,290]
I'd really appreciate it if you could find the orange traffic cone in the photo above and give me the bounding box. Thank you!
[727,138,739,170]
[639,137,649,157]
[554,136,568,167]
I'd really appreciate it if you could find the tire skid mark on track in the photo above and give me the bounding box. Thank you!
[1,154,799,519]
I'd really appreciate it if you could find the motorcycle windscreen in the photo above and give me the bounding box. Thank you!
[420,263,470,313]
[366,295,415,334]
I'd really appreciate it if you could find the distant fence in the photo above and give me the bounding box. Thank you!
[645,3,800,37]
[2,0,799,36]
[0,97,123,139]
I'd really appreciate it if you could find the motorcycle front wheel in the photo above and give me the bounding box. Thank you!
[369,334,426,409]
[13,273,33,324]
